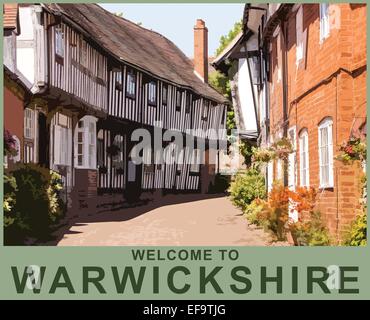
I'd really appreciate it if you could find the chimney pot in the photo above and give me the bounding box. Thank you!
[193,19,208,83]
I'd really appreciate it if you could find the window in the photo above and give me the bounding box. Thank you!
[176,91,182,111]
[55,26,64,58]
[115,70,123,91]
[318,118,333,188]
[320,3,330,42]
[24,108,34,139]
[162,85,168,105]
[80,40,87,67]
[190,149,200,173]
[126,71,136,98]
[74,116,97,169]
[88,122,95,168]
[54,125,71,166]
[185,93,191,113]
[296,6,304,65]
[97,130,104,168]
[202,102,209,121]
[221,108,225,125]
[148,81,157,106]
[299,129,310,187]
[112,135,124,170]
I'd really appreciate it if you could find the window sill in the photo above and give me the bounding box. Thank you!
[318,185,334,191]
[126,94,136,100]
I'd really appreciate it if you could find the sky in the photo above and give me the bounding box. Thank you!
[99,3,244,58]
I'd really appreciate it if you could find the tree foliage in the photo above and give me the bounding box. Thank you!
[215,21,243,56]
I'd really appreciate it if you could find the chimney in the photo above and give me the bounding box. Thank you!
[194,19,208,83]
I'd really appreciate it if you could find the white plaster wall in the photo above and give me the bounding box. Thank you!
[16,6,35,84]
[238,58,257,133]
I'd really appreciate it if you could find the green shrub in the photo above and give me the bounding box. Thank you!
[4,174,17,228]
[208,174,230,194]
[343,213,367,246]
[244,199,267,226]
[4,164,66,244]
[289,211,331,246]
[229,168,266,211]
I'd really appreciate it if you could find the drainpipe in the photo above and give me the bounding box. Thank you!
[281,19,289,187]
[335,74,339,243]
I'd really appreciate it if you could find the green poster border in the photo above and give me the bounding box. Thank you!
[0,0,369,300]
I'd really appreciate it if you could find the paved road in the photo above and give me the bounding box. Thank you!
[56,195,280,246]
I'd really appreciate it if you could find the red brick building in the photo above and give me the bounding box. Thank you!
[214,4,366,242]
[3,4,32,166]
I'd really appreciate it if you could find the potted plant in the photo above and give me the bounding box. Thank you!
[335,137,366,164]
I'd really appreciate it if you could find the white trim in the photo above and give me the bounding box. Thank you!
[288,126,297,190]
[24,108,35,139]
[318,117,334,188]
[296,6,304,66]
[299,129,310,187]
[74,115,97,170]
[319,3,330,42]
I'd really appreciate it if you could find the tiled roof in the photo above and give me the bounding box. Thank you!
[3,4,19,33]
[43,3,226,103]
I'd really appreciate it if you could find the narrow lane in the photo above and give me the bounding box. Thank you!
[56,195,282,246]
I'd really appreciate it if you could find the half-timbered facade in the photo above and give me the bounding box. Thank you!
[11,3,227,212]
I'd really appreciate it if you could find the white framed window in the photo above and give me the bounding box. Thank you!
[126,71,136,98]
[24,108,35,139]
[112,135,124,170]
[299,129,310,187]
[148,81,157,106]
[115,70,123,90]
[162,85,168,105]
[202,101,209,121]
[97,134,104,168]
[320,3,330,42]
[318,117,334,188]
[190,149,200,173]
[288,127,297,190]
[54,125,72,166]
[55,26,64,57]
[176,90,182,111]
[74,116,97,169]
[296,6,304,65]
[80,41,88,67]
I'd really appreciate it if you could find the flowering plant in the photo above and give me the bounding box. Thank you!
[251,146,275,163]
[335,137,366,164]
[251,137,293,163]
[4,129,17,157]
[272,137,294,161]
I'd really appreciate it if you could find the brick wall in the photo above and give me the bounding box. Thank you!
[267,4,366,240]
[4,80,25,162]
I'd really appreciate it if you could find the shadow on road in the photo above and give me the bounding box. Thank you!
[43,193,227,246]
